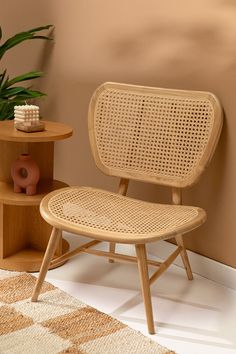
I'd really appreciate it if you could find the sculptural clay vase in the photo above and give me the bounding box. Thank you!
[11,154,40,196]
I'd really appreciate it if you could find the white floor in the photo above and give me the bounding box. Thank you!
[42,233,236,354]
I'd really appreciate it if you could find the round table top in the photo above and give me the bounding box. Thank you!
[0,120,73,142]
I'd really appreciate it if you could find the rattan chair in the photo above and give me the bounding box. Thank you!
[32,82,223,334]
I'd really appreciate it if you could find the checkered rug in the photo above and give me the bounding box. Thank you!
[0,271,175,354]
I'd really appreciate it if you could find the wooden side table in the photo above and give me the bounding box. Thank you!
[0,120,73,272]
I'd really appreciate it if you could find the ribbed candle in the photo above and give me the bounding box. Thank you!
[14,105,39,124]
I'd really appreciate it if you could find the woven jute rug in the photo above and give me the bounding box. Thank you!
[0,271,175,354]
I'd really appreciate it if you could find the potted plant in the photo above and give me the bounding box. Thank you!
[0,24,53,120]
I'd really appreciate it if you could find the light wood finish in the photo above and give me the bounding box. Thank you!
[0,141,27,182]
[50,240,161,268]
[149,246,182,285]
[0,203,3,259]
[40,186,206,244]
[108,242,116,263]
[136,244,155,334]
[0,120,73,142]
[34,83,223,334]
[109,177,129,262]
[0,180,67,206]
[175,234,193,280]
[172,187,182,206]
[118,178,129,196]
[32,227,61,301]
[0,120,72,271]
[172,188,193,280]
[89,83,223,188]
[50,240,101,267]
[0,196,69,272]
[0,241,69,272]
[83,248,161,267]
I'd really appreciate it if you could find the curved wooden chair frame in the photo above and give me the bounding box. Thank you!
[32,82,223,334]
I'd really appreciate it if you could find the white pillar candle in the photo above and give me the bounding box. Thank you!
[14,105,40,125]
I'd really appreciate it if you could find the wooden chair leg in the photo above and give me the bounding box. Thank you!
[108,242,116,263]
[135,244,155,334]
[175,234,193,280]
[31,227,61,302]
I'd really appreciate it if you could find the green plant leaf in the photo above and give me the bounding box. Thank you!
[28,25,53,33]
[9,91,46,100]
[2,71,44,89]
[1,86,30,98]
[0,69,7,87]
[0,91,46,120]
[1,86,46,99]
[0,24,53,60]
[0,99,18,120]
[0,24,52,120]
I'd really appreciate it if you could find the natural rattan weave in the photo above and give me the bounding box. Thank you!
[89,83,222,187]
[32,82,223,335]
[41,187,205,244]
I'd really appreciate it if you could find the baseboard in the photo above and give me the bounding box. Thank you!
[147,241,236,291]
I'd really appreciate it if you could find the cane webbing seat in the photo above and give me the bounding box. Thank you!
[32,82,223,335]
[41,186,205,244]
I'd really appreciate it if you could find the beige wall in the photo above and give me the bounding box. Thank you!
[1,0,235,267]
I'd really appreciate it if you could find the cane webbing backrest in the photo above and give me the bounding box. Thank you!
[88,82,222,188]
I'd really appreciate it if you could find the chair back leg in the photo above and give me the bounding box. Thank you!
[172,188,193,280]
[108,242,116,263]
[135,244,155,334]
[175,234,193,280]
[31,227,61,302]
[109,178,129,263]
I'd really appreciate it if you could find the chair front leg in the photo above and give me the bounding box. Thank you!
[135,244,155,334]
[31,227,61,302]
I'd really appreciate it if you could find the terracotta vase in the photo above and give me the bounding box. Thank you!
[11,154,40,196]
